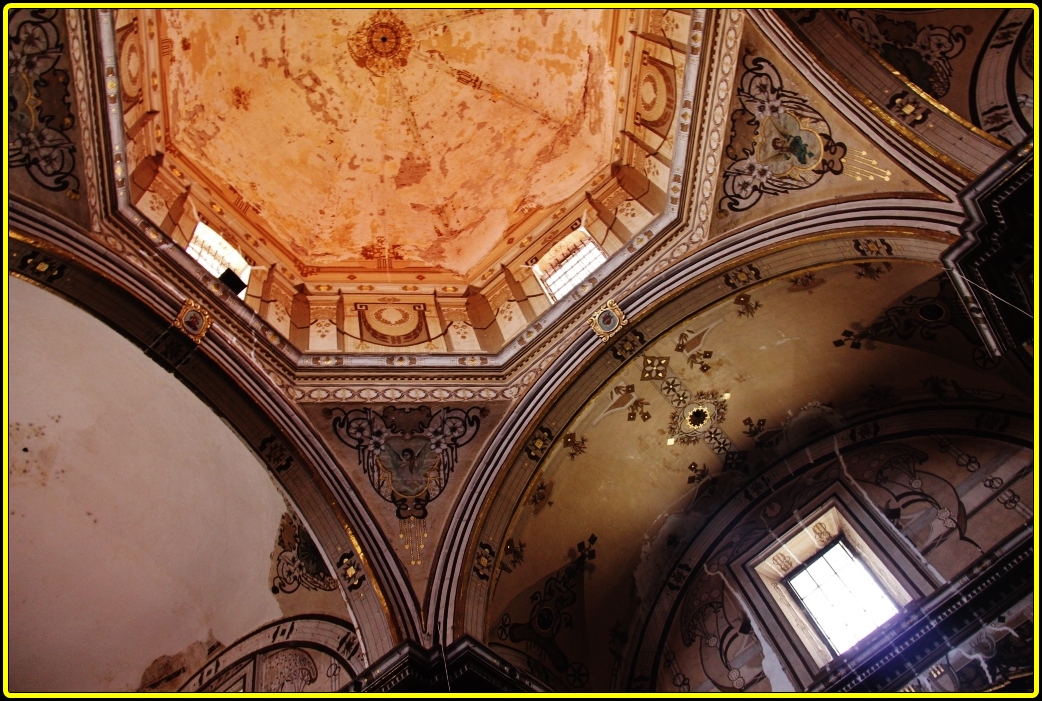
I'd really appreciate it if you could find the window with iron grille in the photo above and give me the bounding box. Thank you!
[186,221,251,298]
[533,228,607,302]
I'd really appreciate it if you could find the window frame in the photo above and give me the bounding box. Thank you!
[185,221,252,299]
[728,486,939,688]
[531,227,607,303]
[782,536,900,658]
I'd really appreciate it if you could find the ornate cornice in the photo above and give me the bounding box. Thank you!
[54,8,965,411]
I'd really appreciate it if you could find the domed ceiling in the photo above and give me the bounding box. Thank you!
[483,259,1032,691]
[8,6,1033,694]
[160,9,620,276]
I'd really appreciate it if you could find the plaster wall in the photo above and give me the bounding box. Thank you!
[7,277,286,692]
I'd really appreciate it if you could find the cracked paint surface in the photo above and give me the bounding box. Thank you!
[162,9,618,275]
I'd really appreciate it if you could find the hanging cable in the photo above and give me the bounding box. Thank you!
[947,269,1033,319]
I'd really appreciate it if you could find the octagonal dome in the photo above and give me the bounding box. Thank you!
[160,9,620,277]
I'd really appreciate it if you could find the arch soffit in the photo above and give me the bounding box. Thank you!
[444,225,984,642]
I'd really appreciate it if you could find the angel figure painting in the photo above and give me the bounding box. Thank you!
[329,405,486,521]
[380,437,441,500]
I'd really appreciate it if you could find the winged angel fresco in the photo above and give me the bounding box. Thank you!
[330,406,485,519]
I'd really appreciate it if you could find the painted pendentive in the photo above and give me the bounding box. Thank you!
[6,7,1033,694]
[329,405,487,564]
[7,9,92,228]
[719,55,845,213]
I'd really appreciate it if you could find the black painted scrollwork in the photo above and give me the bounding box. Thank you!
[8,9,81,195]
[720,56,845,213]
[329,405,485,519]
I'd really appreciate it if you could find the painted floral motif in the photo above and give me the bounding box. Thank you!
[723,264,762,290]
[8,9,81,194]
[837,10,969,98]
[848,444,982,551]
[271,512,338,595]
[720,56,845,213]
[677,575,769,692]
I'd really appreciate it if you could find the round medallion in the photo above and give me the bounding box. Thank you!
[596,308,620,334]
[755,113,824,175]
[367,21,402,58]
[636,56,675,128]
[372,305,412,327]
[917,303,946,322]
[534,606,555,632]
[182,309,205,334]
[348,10,414,76]
[681,403,713,433]
[640,74,659,113]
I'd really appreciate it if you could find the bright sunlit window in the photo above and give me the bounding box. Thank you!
[532,228,607,302]
[787,540,898,654]
[186,221,251,298]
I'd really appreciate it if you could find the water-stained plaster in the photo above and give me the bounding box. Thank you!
[162,9,619,276]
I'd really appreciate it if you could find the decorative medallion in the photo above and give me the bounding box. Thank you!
[853,237,894,257]
[682,404,713,432]
[329,405,485,565]
[356,300,430,347]
[173,298,213,343]
[609,328,646,361]
[634,52,677,138]
[116,17,143,109]
[720,56,845,213]
[640,356,670,381]
[335,551,366,593]
[589,300,627,343]
[524,426,554,461]
[347,10,413,76]
[666,390,730,450]
[15,248,66,284]
[723,263,762,290]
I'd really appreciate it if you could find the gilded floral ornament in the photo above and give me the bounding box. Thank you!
[347,10,414,76]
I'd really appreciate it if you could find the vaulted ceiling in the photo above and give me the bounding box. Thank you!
[6,7,1034,694]
[483,259,1031,691]
[159,9,620,276]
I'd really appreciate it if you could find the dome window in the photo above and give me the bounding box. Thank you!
[186,221,251,299]
[531,227,607,302]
